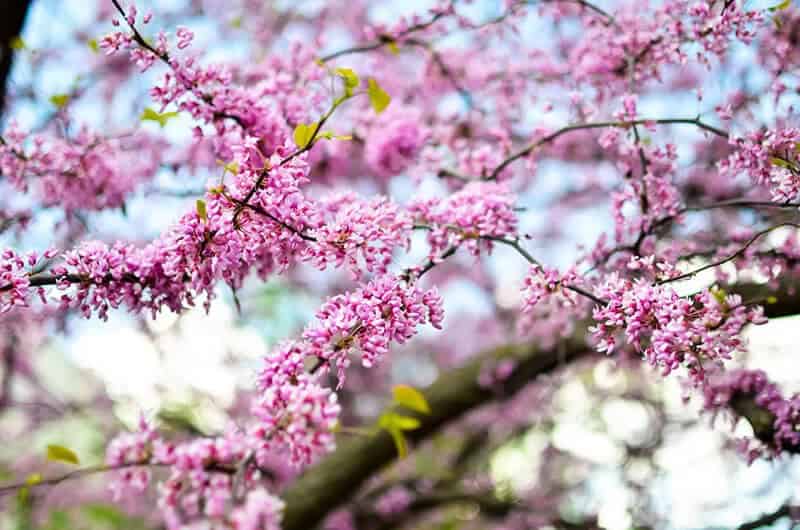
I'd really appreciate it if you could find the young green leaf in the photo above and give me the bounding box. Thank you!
[393,384,431,414]
[335,67,360,96]
[140,107,180,128]
[367,78,391,114]
[293,122,317,148]
[46,444,80,465]
[387,40,400,55]
[49,94,70,109]
[216,159,239,175]
[10,36,26,51]
[769,0,792,12]
[87,38,100,53]
[196,199,208,222]
[769,156,794,169]
[392,415,421,430]
[379,412,422,431]
[388,428,408,458]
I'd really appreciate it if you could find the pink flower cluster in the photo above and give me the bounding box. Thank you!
[252,369,340,466]
[308,193,413,278]
[0,123,163,211]
[247,275,443,465]
[719,127,800,202]
[704,369,800,459]
[102,3,327,146]
[230,489,284,530]
[410,181,518,257]
[565,0,760,86]
[302,274,444,378]
[374,486,413,516]
[105,416,161,499]
[106,420,285,530]
[521,265,578,311]
[364,108,428,178]
[0,248,57,314]
[590,277,766,384]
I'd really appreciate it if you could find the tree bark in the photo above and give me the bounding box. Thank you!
[0,0,34,118]
[280,283,800,530]
[280,333,590,530]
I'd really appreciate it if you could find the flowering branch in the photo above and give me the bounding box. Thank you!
[659,222,800,285]
[487,117,729,180]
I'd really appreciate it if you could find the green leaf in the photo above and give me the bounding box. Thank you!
[710,286,727,305]
[196,199,207,222]
[293,122,317,148]
[770,156,794,169]
[378,413,416,458]
[393,415,421,430]
[769,0,792,12]
[10,36,26,50]
[379,412,421,431]
[88,38,99,53]
[388,427,408,458]
[49,94,70,109]
[216,159,239,175]
[46,444,79,465]
[25,473,42,485]
[140,107,180,128]
[317,131,353,141]
[367,78,391,114]
[393,384,431,414]
[387,40,400,55]
[335,67,360,96]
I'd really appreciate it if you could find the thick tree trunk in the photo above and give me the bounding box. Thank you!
[280,335,591,530]
[280,283,800,530]
[0,0,34,117]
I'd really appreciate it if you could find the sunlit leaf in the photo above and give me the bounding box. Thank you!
[10,36,26,50]
[49,94,70,109]
[293,122,317,148]
[769,0,792,12]
[393,384,431,414]
[388,427,408,458]
[46,444,79,465]
[317,130,352,141]
[769,156,796,169]
[140,107,180,128]
[335,67,360,96]
[196,199,207,222]
[379,412,421,431]
[87,38,99,53]
[367,78,391,113]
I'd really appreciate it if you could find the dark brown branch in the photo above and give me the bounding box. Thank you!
[0,462,166,497]
[737,504,796,530]
[280,335,591,530]
[487,117,729,180]
[658,222,800,285]
[319,12,446,62]
[0,0,33,117]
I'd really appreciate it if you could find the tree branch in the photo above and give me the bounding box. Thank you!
[280,279,800,529]
[0,0,33,118]
[737,504,796,530]
[280,334,591,530]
